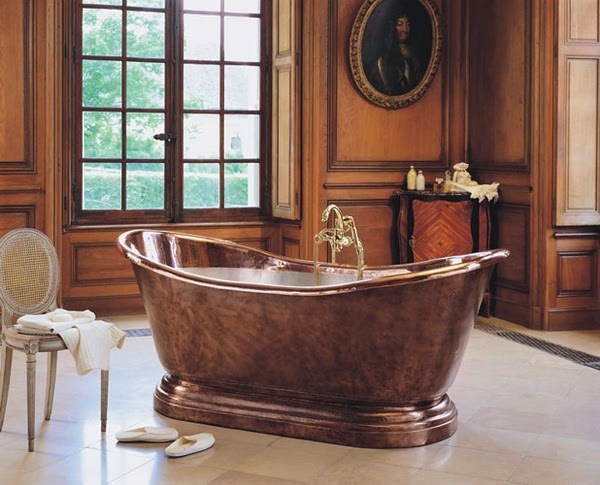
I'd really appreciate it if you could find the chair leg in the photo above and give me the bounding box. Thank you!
[100,370,108,432]
[0,345,13,431]
[44,351,58,421]
[24,341,39,452]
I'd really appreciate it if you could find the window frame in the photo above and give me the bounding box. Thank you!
[67,0,272,226]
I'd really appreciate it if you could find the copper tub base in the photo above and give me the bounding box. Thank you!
[154,374,457,448]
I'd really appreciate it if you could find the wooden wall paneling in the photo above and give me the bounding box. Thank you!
[321,198,397,266]
[283,237,300,259]
[281,221,300,258]
[555,0,600,225]
[63,232,139,301]
[547,229,600,330]
[0,205,36,237]
[552,230,599,303]
[0,0,52,239]
[72,243,136,287]
[493,202,531,324]
[467,0,529,171]
[0,189,45,235]
[330,0,447,170]
[466,0,535,325]
[446,0,467,164]
[272,0,301,220]
[557,250,595,297]
[0,0,30,169]
[528,0,556,329]
[61,224,278,314]
[495,203,530,291]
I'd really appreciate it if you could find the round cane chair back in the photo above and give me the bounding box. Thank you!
[0,228,60,319]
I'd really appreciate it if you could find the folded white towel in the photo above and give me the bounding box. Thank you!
[58,321,126,376]
[449,182,500,202]
[15,321,74,334]
[16,309,96,334]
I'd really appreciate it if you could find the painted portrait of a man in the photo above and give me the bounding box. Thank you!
[350,0,440,107]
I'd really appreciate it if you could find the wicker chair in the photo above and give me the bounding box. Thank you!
[0,228,108,451]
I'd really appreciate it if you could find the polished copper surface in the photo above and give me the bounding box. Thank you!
[117,229,509,448]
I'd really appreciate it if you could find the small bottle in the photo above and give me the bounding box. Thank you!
[406,165,417,190]
[434,177,444,192]
[416,170,425,190]
[443,170,453,192]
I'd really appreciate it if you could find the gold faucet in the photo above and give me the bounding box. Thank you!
[313,204,365,281]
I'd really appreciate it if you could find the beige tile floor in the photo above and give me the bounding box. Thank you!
[0,314,598,484]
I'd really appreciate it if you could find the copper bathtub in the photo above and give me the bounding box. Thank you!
[117,229,508,448]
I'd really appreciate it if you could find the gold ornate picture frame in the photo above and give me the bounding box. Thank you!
[349,0,443,109]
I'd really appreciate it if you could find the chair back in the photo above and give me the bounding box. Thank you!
[0,228,59,322]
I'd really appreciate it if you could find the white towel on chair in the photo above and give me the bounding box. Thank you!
[58,321,126,376]
[16,309,96,334]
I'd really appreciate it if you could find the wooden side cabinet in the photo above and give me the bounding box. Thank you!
[394,190,493,315]
[395,190,491,263]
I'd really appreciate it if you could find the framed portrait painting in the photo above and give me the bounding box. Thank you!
[349,0,443,109]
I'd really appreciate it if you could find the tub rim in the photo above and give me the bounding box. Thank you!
[117,229,510,295]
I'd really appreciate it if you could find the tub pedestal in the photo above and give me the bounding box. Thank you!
[154,374,458,448]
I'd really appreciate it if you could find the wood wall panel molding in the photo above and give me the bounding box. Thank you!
[282,237,300,259]
[324,181,403,189]
[71,242,136,287]
[551,231,600,311]
[272,0,301,220]
[466,0,530,172]
[0,0,35,172]
[556,0,600,225]
[324,199,397,265]
[554,230,600,238]
[61,295,144,315]
[567,0,599,42]
[547,307,600,330]
[327,0,448,172]
[556,250,597,297]
[495,185,532,206]
[0,205,35,236]
[493,292,531,325]
[494,203,530,292]
[562,57,599,214]
[229,237,271,251]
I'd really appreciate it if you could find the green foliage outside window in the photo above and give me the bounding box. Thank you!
[83,167,249,210]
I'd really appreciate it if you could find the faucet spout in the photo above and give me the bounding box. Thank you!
[313,204,365,282]
[318,204,349,263]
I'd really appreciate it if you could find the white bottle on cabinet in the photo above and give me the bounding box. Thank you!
[416,170,425,190]
[406,166,417,190]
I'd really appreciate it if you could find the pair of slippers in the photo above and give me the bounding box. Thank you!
[115,426,215,458]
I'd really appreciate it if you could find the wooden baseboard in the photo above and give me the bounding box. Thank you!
[547,308,600,331]
[492,297,530,326]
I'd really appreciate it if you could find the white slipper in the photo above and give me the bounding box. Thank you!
[165,432,215,457]
[115,426,179,443]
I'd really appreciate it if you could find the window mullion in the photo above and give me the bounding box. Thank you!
[121,3,127,212]
[219,2,225,209]
[167,0,181,222]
